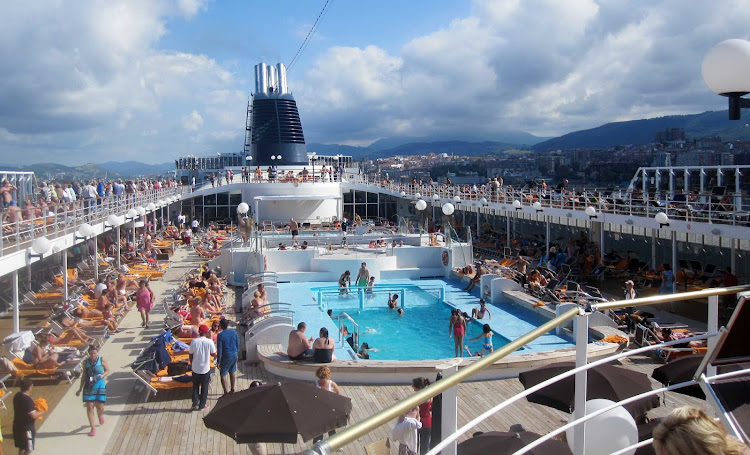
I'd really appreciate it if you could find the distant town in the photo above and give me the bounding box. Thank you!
[360,128,750,188]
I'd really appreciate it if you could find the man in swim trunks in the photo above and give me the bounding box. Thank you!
[470,299,492,320]
[287,322,314,360]
[0,179,17,208]
[290,218,299,246]
[355,262,370,287]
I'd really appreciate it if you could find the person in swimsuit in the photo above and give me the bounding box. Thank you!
[388,294,399,309]
[312,327,335,363]
[365,276,376,297]
[470,299,492,320]
[468,324,494,356]
[289,218,299,246]
[449,310,467,357]
[355,262,370,287]
[135,280,155,329]
[338,271,351,295]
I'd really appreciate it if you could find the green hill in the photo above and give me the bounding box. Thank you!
[533,110,750,151]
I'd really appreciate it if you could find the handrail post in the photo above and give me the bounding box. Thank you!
[573,312,588,455]
[707,295,719,377]
[440,363,459,455]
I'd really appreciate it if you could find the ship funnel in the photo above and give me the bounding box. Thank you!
[276,63,288,94]
[254,63,268,94]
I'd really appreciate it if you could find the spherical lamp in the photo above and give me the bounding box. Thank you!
[400,191,406,197]
[702,39,750,95]
[566,399,637,455]
[453,196,461,203]
[31,237,52,256]
[146,202,156,211]
[585,206,598,219]
[414,193,421,199]
[480,197,488,206]
[78,223,93,237]
[237,202,250,215]
[513,200,522,210]
[127,209,138,219]
[106,215,121,227]
[442,203,455,216]
[533,201,542,211]
[135,206,146,216]
[655,212,670,227]
[415,199,427,211]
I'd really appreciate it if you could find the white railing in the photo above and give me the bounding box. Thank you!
[0,186,187,258]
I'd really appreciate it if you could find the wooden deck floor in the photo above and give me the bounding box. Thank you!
[102,351,706,455]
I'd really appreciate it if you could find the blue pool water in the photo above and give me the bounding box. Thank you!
[277,279,575,361]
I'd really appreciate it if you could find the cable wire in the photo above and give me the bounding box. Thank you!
[287,0,335,72]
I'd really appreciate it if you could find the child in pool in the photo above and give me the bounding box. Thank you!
[468,324,494,356]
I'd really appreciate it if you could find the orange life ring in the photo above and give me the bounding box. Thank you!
[263,255,267,271]
[442,250,449,266]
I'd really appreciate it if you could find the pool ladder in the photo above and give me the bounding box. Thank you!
[337,312,361,351]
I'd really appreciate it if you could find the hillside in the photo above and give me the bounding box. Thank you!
[533,110,750,151]
[8,161,173,180]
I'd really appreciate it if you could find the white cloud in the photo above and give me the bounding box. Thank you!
[182,110,204,131]
[176,0,209,18]
[295,0,750,143]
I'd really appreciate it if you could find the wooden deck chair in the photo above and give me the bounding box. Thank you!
[364,437,392,455]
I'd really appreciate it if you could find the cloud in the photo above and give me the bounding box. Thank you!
[296,0,750,143]
[0,0,242,165]
[182,110,204,131]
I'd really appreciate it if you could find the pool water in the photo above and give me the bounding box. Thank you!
[278,279,575,361]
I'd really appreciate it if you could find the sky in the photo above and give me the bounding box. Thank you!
[1,0,749,165]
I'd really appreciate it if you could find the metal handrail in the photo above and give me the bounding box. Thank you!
[306,306,582,454]
[429,331,716,455]
[336,312,360,348]
[307,285,750,454]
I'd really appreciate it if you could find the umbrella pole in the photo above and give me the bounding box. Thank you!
[573,313,589,455]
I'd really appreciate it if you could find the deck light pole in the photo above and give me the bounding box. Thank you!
[702,39,750,120]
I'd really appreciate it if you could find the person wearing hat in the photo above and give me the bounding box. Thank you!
[189,324,217,411]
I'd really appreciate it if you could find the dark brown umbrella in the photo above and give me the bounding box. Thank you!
[518,362,660,418]
[651,354,705,399]
[203,381,352,443]
[457,431,571,455]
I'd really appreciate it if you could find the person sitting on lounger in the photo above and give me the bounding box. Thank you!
[28,338,66,368]
[49,326,91,345]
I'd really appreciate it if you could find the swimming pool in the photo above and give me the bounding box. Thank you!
[277,279,575,361]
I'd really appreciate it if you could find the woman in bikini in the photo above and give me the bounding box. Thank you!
[470,299,492,320]
[449,309,467,357]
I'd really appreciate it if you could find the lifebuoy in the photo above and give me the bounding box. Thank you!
[442,250,449,266]
[263,255,267,271]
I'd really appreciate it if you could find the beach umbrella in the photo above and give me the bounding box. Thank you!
[518,362,660,418]
[651,355,706,399]
[457,431,571,455]
[203,381,352,443]
[633,419,661,455]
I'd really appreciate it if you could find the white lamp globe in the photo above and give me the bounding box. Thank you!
[442,203,455,216]
[237,202,250,215]
[453,196,461,203]
[127,209,138,219]
[106,215,120,227]
[480,197,488,205]
[533,201,542,211]
[157,200,165,207]
[433,193,440,201]
[414,193,421,199]
[31,237,52,255]
[175,194,181,200]
[512,200,522,209]
[146,203,156,211]
[655,212,670,225]
[415,199,427,211]
[585,206,597,217]
[136,206,146,216]
[78,223,93,237]
[566,399,637,455]
[702,39,750,95]
[400,191,406,197]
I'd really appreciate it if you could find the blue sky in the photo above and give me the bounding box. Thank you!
[0,0,748,165]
